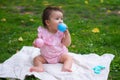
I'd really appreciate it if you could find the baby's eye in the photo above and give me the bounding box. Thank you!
[55,18,59,20]
[55,18,63,20]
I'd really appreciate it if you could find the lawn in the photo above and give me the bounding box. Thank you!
[0,0,120,80]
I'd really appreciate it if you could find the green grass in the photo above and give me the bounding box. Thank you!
[0,0,120,80]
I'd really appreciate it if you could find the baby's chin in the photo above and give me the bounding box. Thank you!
[52,29,58,33]
[49,29,58,34]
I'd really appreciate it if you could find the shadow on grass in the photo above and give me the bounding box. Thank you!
[0,75,39,80]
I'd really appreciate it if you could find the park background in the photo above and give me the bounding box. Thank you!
[0,0,120,80]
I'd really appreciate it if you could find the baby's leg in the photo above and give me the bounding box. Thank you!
[60,54,73,72]
[30,55,46,72]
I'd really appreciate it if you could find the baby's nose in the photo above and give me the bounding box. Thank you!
[59,20,63,23]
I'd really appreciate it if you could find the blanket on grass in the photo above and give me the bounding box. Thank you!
[0,46,114,80]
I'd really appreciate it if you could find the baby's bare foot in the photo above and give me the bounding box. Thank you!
[62,68,72,72]
[30,67,44,72]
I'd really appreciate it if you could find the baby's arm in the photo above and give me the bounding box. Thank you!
[33,27,44,48]
[33,38,44,48]
[61,30,71,47]
[33,38,38,47]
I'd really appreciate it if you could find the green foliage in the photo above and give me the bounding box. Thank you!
[0,0,120,80]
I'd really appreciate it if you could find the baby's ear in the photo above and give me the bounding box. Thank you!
[45,20,50,26]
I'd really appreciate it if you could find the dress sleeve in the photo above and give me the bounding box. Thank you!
[37,27,43,38]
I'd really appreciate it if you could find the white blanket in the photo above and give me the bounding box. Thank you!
[0,46,114,80]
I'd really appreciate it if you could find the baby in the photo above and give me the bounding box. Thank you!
[30,6,73,72]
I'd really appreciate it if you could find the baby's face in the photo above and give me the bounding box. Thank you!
[47,11,63,33]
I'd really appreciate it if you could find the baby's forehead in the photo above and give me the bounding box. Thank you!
[50,11,63,17]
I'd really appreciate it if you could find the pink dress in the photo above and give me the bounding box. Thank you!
[34,26,68,64]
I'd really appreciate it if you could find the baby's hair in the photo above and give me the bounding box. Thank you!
[42,6,63,28]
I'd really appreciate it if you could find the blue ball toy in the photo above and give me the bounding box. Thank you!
[58,23,67,32]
